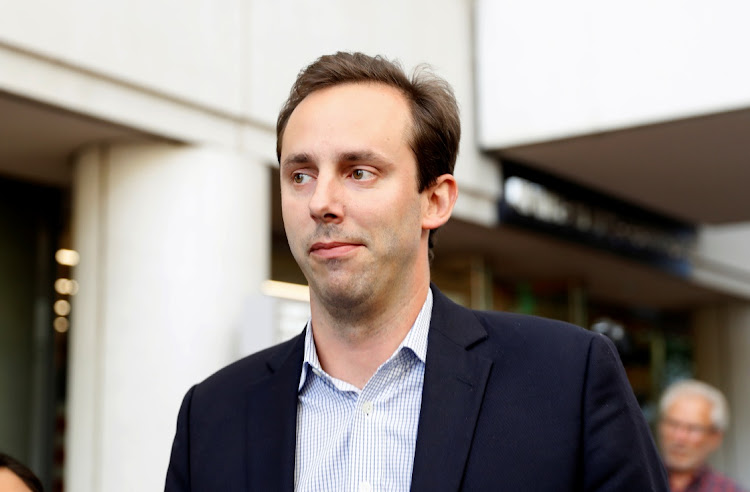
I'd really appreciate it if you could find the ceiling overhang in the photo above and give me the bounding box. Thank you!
[0,91,155,185]
[492,107,750,225]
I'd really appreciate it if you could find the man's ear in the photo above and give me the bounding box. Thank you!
[422,174,458,230]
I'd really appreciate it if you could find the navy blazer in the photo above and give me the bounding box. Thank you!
[166,286,668,491]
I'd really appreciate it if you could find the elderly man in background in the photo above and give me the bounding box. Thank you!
[659,379,746,492]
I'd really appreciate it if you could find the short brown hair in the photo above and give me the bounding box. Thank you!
[276,52,461,193]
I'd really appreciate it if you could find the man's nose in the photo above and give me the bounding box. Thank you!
[309,174,344,223]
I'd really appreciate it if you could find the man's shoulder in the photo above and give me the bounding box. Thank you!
[472,308,603,357]
[474,308,588,336]
[701,467,748,492]
[431,285,603,356]
[433,284,589,334]
[448,298,596,345]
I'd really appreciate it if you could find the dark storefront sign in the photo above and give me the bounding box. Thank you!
[498,160,696,276]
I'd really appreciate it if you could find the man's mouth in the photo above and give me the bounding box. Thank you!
[309,241,362,259]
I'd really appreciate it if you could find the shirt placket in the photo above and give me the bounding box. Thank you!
[350,352,414,492]
[350,376,381,492]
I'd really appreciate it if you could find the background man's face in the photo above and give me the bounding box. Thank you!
[279,82,429,311]
[659,394,722,473]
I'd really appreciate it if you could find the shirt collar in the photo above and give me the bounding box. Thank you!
[298,287,433,392]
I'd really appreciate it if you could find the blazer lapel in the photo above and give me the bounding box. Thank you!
[245,333,305,491]
[411,286,493,491]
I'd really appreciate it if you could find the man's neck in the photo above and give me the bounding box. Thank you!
[310,282,430,389]
[668,468,701,492]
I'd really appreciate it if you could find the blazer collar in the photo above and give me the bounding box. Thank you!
[245,332,305,492]
[411,285,493,491]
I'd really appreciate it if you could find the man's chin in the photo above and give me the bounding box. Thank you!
[312,279,369,309]
[664,457,699,473]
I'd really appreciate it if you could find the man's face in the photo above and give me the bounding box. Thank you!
[659,394,722,473]
[279,83,430,312]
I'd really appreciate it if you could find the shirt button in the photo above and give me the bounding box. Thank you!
[362,401,374,416]
[359,481,373,492]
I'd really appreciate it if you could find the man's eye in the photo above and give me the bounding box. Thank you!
[293,173,310,184]
[352,169,374,180]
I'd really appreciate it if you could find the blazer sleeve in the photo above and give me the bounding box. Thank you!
[581,334,669,491]
[165,385,196,492]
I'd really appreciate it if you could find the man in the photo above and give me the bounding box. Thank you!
[658,379,746,491]
[165,52,667,491]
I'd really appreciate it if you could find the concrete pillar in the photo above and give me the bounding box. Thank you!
[693,303,750,487]
[65,142,272,492]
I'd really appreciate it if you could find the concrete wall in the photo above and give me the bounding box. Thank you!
[0,0,246,114]
[692,223,750,299]
[475,0,750,147]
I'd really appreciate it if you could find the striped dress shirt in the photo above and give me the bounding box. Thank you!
[294,289,433,492]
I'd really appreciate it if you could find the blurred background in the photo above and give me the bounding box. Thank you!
[1,0,749,490]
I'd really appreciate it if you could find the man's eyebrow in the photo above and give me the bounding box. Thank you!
[281,150,393,168]
[281,153,311,169]
[339,150,391,165]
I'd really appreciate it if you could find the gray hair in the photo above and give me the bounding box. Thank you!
[659,379,730,432]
